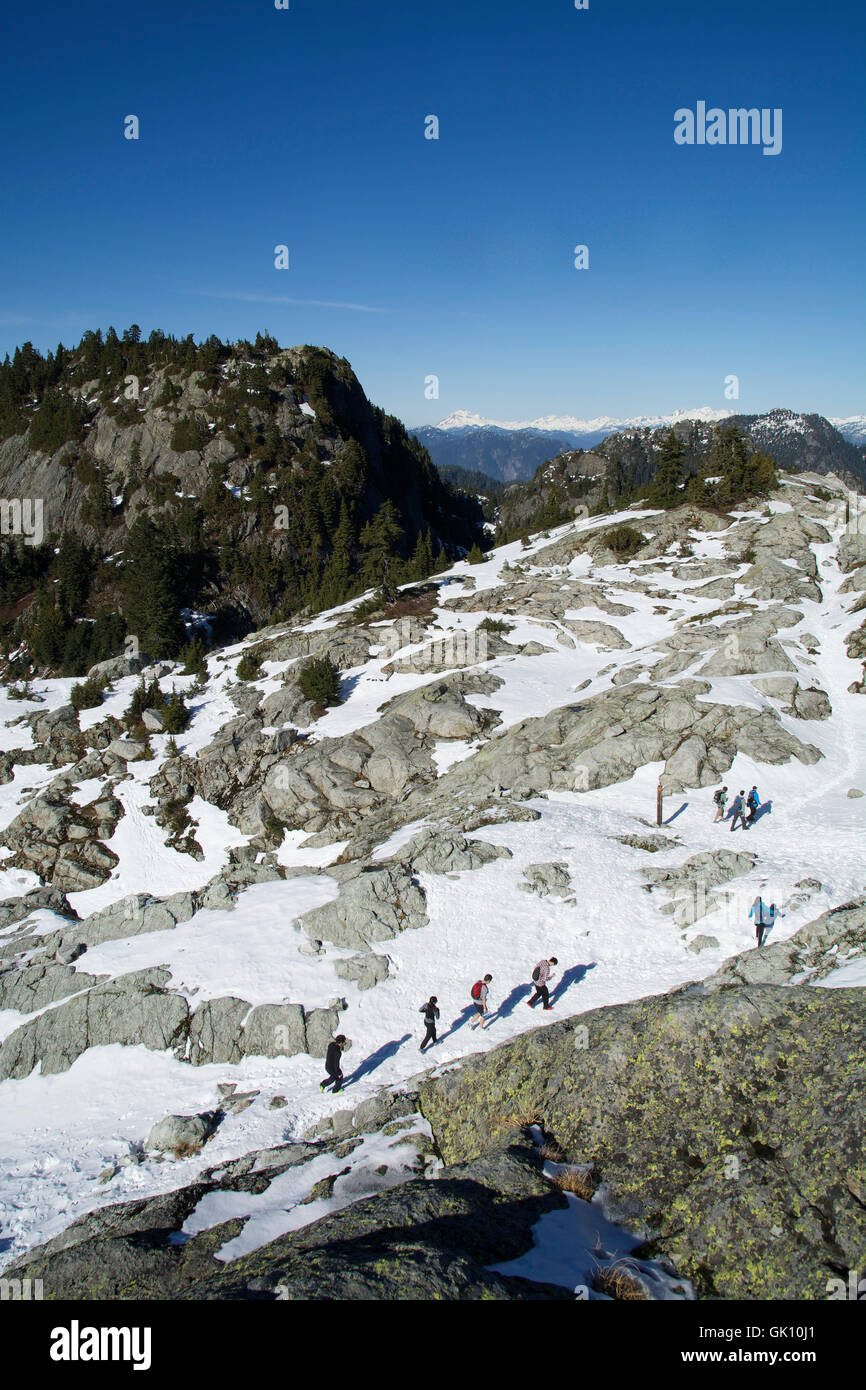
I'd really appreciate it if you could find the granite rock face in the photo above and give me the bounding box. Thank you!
[419,984,866,1299]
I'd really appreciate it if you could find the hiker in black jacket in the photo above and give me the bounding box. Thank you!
[320,1035,347,1093]
[419,996,440,1051]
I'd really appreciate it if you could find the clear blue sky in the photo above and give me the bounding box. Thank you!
[1,0,863,425]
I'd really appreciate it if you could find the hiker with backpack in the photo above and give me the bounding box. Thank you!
[470,975,493,1029]
[419,996,440,1052]
[745,786,761,826]
[527,957,558,1011]
[729,790,748,832]
[713,786,728,822]
[319,1034,348,1093]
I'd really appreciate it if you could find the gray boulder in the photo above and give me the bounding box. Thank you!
[395,829,511,875]
[187,996,250,1065]
[519,862,572,898]
[301,865,428,951]
[145,1111,222,1157]
[241,1004,306,1059]
[333,953,391,991]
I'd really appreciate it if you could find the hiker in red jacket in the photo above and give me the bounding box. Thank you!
[527,958,558,1010]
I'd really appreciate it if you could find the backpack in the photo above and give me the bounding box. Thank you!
[747,790,759,809]
[531,964,543,984]
[471,980,483,1000]
[713,789,723,805]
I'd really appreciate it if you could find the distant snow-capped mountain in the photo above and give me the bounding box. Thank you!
[414,407,866,487]
[830,415,866,446]
[432,406,732,434]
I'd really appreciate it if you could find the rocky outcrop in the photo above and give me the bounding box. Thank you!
[3,1128,570,1301]
[4,788,122,891]
[299,863,428,952]
[0,966,342,1079]
[421,678,821,804]
[752,676,832,720]
[519,862,573,898]
[643,849,758,927]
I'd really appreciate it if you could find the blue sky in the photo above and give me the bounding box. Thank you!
[1,0,863,424]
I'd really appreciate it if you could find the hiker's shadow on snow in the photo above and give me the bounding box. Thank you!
[664,802,688,825]
[440,1005,479,1041]
[550,962,596,1004]
[494,984,532,1020]
[343,1033,412,1087]
[750,800,773,825]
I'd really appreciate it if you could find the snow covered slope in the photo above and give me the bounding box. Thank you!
[1,471,865,1270]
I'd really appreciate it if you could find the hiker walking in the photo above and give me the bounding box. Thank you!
[729,790,748,832]
[527,957,558,1011]
[750,896,769,946]
[320,1034,348,1093]
[712,785,728,822]
[470,974,493,1029]
[419,996,440,1052]
[745,786,761,826]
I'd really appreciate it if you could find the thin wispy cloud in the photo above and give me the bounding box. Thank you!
[184,289,393,314]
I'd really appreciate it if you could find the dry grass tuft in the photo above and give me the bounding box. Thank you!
[550,1167,595,1201]
[490,1105,543,1136]
[593,1260,651,1301]
[538,1141,567,1163]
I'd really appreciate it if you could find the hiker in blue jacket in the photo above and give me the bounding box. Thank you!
[750,896,769,946]
[745,786,761,826]
[729,790,748,832]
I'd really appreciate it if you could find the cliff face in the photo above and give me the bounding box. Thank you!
[0,339,483,653]
[0,343,476,548]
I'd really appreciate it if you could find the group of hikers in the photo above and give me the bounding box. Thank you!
[317,782,785,1095]
[713,784,762,830]
[318,958,560,1092]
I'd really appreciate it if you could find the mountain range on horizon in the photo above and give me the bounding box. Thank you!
[413,406,866,488]
[423,406,866,441]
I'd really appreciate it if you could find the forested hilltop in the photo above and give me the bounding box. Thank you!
[494,422,781,543]
[0,329,485,677]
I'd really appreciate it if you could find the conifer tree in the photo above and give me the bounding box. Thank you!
[122,515,184,659]
[651,431,685,508]
[55,530,90,614]
[359,500,404,595]
[409,529,434,580]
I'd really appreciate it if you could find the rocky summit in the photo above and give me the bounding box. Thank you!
[1,457,865,1301]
